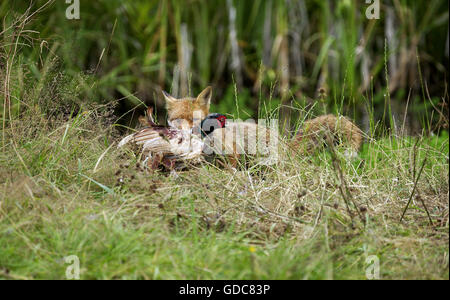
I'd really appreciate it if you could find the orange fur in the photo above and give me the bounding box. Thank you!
[163,87,211,128]
[293,114,363,153]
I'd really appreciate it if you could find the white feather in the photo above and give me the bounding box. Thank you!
[117,134,135,148]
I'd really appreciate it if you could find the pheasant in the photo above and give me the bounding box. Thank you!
[118,107,226,170]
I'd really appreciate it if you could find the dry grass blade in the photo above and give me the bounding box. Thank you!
[416,194,434,226]
[327,135,364,225]
[400,156,428,222]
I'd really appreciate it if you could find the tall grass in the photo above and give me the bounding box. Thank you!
[0,77,448,278]
[1,0,448,132]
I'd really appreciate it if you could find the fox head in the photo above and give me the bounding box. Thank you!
[163,86,212,129]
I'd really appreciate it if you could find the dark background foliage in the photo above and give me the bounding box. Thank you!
[1,0,448,134]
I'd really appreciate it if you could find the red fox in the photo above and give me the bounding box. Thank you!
[119,87,363,170]
[162,87,278,165]
[162,87,363,159]
[163,87,212,130]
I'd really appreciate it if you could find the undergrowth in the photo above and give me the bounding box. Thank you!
[0,91,448,279]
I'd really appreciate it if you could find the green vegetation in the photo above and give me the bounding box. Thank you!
[0,99,448,279]
[0,1,448,279]
[1,0,448,128]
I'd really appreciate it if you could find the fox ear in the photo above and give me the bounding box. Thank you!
[146,106,154,116]
[162,90,177,105]
[196,86,212,107]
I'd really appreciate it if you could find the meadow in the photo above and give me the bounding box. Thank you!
[0,0,448,279]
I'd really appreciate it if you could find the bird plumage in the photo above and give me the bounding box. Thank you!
[118,107,226,169]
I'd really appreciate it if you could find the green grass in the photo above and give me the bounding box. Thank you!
[0,105,448,279]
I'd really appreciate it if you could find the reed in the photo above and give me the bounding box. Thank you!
[0,0,447,133]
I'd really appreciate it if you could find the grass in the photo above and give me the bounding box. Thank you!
[0,103,448,279]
